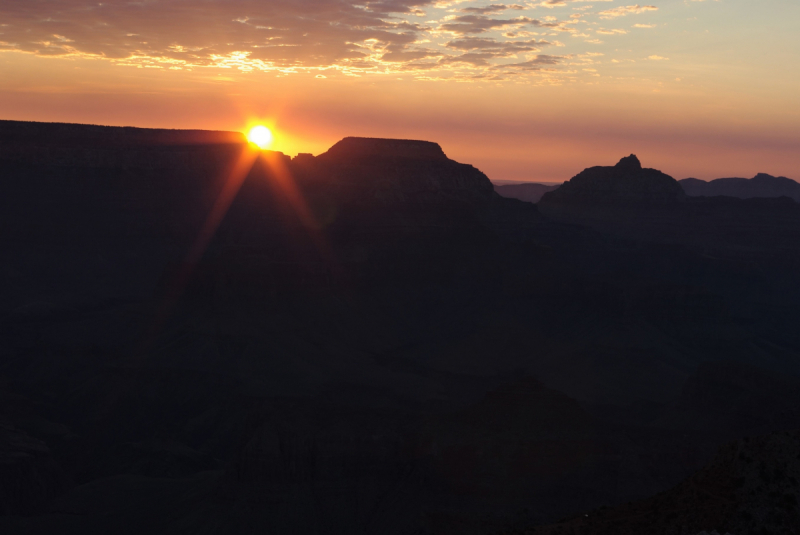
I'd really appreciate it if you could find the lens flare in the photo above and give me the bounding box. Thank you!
[248,125,273,149]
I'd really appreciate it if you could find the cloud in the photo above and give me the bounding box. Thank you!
[535,0,612,7]
[495,54,567,71]
[445,36,552,51]
[438,14,552,35]
[0,0,655,81]
[0,0,437,66]
[459,4,526,14]
[441,36,553,65]
[598,5,658,19]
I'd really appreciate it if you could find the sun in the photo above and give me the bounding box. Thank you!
[247,125,273,149]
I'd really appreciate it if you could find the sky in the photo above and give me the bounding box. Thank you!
[1,0,798,182]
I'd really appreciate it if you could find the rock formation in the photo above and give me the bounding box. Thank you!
[539,154,685,205]
[296,136,497,206]
[318,137,448,161]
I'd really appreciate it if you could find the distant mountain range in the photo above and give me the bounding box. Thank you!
[680,173,800,202]
[493,182,561,203]
[496,170,800,204]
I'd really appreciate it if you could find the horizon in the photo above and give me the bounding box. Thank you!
[1,0,798,182]
[2,117,793,185]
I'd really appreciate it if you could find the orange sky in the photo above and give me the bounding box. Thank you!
[1,0,798,182]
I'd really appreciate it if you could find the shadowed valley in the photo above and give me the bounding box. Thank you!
[2,121,800,534]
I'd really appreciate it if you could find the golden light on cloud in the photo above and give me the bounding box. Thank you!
[248,125,274,149]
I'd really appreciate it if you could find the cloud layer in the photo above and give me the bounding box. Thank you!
[0,0,660,80]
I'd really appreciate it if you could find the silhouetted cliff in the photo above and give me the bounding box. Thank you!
[319,137,448,161]
[293,136,497,206]
[0,120,244,147]
[0,120,244,170]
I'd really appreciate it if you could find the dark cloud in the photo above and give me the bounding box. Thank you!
[495,54,566,71]
[440,52,496,66]
[459,4,526,15]
[380,42,442,62]
[445,37,552,52]
[438,15,554,35]
[442,50,565,70]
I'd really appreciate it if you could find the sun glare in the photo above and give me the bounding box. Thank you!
[248,125,273,149]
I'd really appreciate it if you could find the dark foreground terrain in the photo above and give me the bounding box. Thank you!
[2,121,800,534]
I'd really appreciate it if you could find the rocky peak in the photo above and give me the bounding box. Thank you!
[615,154,642,171]
[539,155,685,206]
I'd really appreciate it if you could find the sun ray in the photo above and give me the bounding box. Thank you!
[260,151,339,270]
[141,145,260,350]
